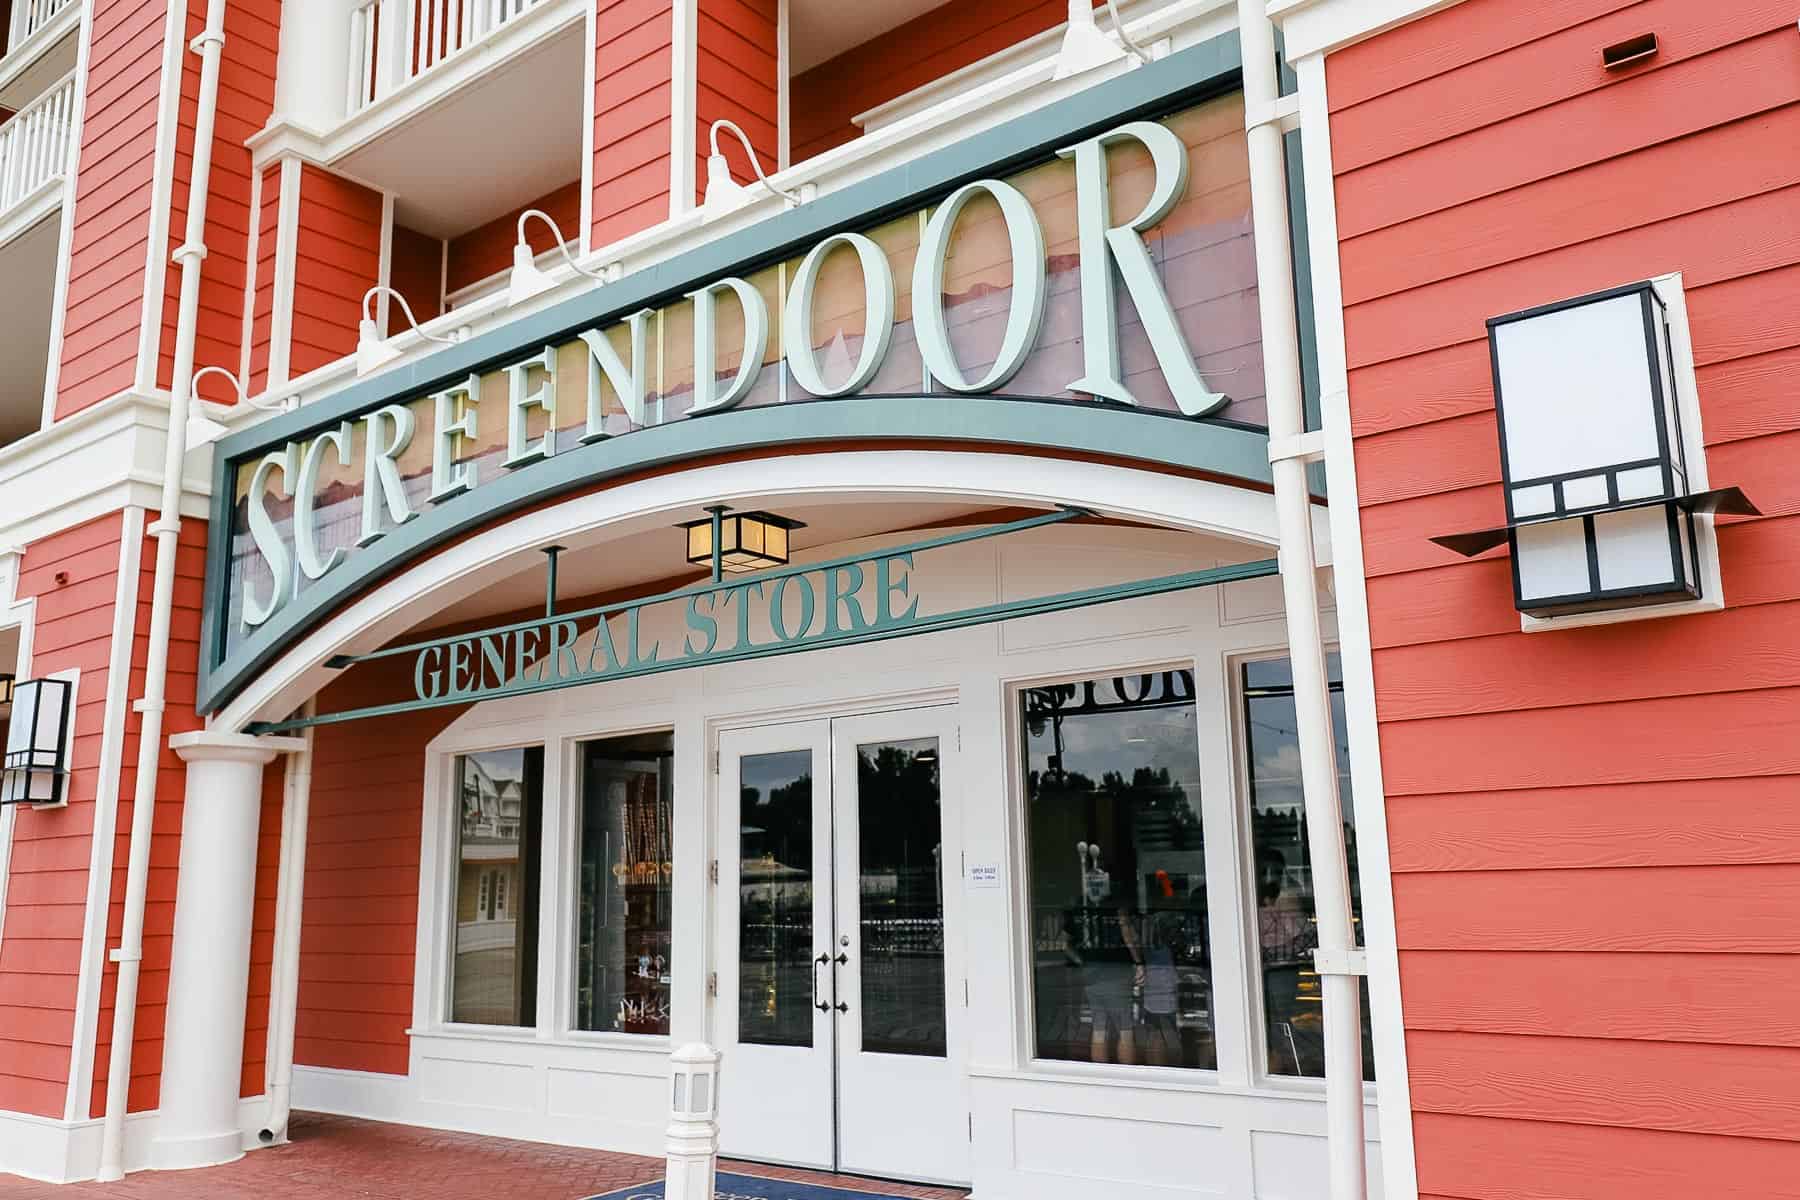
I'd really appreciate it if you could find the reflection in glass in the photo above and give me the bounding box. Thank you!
[738,750,816,1047]
[452,747,544,1026]
[1022,671,1216,1070]
[1243,655,1375,1080]
[856,738,947,1058]
[575,732,674,1035]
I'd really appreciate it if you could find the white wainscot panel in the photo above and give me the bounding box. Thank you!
[415,1054,537,1112]
[1013,1109,1228,1196]
[545,1065,664,1122]
[1218,572,1334,627]
[1251,1130,1384,1200]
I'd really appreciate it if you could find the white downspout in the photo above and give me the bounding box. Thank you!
[258,707,315,1144]
[96,0,232,1180]
[1236,3,1369,1200]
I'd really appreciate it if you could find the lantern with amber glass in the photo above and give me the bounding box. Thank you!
[679,507,805,578]
[2,677,73,807]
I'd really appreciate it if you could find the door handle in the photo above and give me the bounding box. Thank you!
[834,952,848,965]
[814,953,830,1013]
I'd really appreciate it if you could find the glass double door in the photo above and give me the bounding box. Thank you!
[716,708,968,1186]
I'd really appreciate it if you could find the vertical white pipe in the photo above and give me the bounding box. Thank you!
[1235,3,1368,1199]
[259,706,316,1144]
[96,0,232,1180]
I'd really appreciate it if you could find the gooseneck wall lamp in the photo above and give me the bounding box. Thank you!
[183,365,297,449]
[1054,0,1151,80]
[357,285,469,376]
[507,209,623,307]
[701,119,802,217]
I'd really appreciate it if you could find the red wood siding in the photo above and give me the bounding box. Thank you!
[293,667,463,1077]
[288,166,382,380]
[386,223,443,336]
[54,0,167,419]
[154,0,280,393]
[788,0,1085,164]
[0,516,130,1118]
[444,180,579,299]
[695,0,776,204]
[1326,1,1800,1193]
[593,0,673,248]
[85,516,209,1116]
[247,163,282,394]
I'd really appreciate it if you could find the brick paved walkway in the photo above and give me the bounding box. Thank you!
[0,1113,969,1200]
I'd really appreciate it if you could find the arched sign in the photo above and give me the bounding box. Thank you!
[198,35,1294,714]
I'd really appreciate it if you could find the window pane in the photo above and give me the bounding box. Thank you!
[575,732,675,1035]
[452,747,544,1026]
[1243,656,1375,1080]
[738,749,816,1048]
[856,737,947,1058]
[1022,671,1216,1071]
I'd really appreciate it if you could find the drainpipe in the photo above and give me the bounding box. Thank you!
[259,707,315,1145]
[96,0,232,1180]
[1236,3,1368,1200]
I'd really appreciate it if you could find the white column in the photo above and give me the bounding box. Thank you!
[273,0,358,129]
[153,731,305,1171]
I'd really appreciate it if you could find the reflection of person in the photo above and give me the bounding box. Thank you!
[1139,912,1182,1066]
[1081,905,1143,1065]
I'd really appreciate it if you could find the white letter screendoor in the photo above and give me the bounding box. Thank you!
[716,707,969,1186]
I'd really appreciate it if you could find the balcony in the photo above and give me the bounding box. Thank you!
[0,0,79,106]
[0,69,72,449]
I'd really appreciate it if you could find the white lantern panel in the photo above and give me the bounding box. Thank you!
[1561,474,1609,510]
[3,682,45,758]
[1493,292,1660,482]
[1514,522,1592,602]
[1593,508,1678,592]
[1616,465,1666,501]
[1511,484,1555,516]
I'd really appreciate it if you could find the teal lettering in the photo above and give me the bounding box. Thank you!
[480,633,508,690]
[875,553,919,627]
[627,606,660,666]
[448,640,474,694]
[769,573,816,643]
[824,562,870,636]
[549,620,580,679]
[685,592,719,657]
[415,646,445,700]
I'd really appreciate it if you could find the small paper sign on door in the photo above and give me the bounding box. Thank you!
[968,863,1001,889]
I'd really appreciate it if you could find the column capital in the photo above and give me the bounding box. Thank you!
[170,730,306,765]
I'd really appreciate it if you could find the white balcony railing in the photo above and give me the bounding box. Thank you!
[0,71,75,214]
[347,0,543,115]
[6,0,76,55]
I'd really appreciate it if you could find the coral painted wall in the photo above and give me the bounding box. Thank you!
[1327,2,1800,1195]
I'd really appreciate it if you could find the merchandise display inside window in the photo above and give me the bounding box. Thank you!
[1243,655,1375,1081]
[451,746,544,1026]
[575,732,676,1035]
[1022,671,1216,1070]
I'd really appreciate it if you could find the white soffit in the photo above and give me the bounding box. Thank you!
[0,215,59,446]
[335,23,587,238]
[789,0,950,74]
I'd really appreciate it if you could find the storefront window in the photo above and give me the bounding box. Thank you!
[1022,671,1216,1070]
[451,746,544,1026]
[575,732,675,1035]
[1243,655,1376,1081]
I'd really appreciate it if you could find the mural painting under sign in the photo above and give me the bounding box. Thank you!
[223,94,1266,654]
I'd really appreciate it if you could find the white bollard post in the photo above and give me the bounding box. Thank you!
[666,1043,722,1200]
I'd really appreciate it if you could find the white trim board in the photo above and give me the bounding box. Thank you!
[1292,50,1420,1200]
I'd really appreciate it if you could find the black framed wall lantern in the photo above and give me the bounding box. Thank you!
[1,676,74,807]
[1432,279,1756,619]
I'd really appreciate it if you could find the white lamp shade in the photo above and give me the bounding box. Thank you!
[700,153,751,215]
[355,316,404,377]
[507,241,558,307]
[2,677,72,806]
[1489,282,1699,615]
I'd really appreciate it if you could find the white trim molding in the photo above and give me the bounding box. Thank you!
[1291,49,1420,1200]
[0,1094,274,1184]
[1268,0,1468,60]
[63,506,147,1122]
